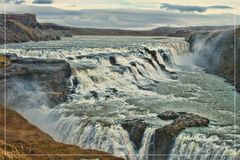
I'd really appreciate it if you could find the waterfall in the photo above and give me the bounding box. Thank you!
[10,40,188,160]
[1,41,189,60]
[187,30,234,72]
[169,133,240,160]
[46,106,157,160]
[3,36,239,160]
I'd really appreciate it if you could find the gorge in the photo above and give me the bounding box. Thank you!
[0,29,239,160]
[0,12,239,160]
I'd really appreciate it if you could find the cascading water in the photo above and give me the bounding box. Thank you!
[169,133,240,160]
[1,36,239,160]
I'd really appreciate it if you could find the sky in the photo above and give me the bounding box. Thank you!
[0,0,239,29]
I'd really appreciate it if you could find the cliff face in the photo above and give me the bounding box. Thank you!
[0,55,72,109]
[0,14,72,44]
[0,106,123,160]
[187,28,240,92]
[0,14,38,27]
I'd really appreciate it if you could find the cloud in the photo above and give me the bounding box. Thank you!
[1,5,239,29]
[0,0,25,4]
[32,0,53,4]
[161,3,232,13]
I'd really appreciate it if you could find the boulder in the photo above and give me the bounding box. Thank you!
[157,111,180,120]
[109,56,118,65]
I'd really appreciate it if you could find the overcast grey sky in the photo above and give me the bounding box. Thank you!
[0,0,239,29]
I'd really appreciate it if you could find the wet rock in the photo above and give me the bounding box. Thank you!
[149,111,209,160]
[110,65,128,74]
[130,61,136,67]
[144,47,166,70]
[90,76,99,83]
[158,49,164,54]
[72,76,79,87]
[106,88,118,94]
[109,56,118,65]
[142,58,157,70]
[66,57,74,60]
[157,111,180,120]
[76,55,84,59]
[121,119,148,150]
[89,91,98,99]
[143,47,151,53]
[173,112,209,128]
[161,53,169,62]
[5,53,18,58]
[55,36,61,40]
[170,74,178,80]
[170,71,177,74]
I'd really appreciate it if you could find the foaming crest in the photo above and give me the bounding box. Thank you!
[169,133,240,160]
[46,106,157,160]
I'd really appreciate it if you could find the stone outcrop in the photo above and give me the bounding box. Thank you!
[121,119,148,150]
[187,28,240,92]
[148,111,209,160]
[157,110,180,120]
[0,106,123,160]
[109,56,119,66]
[0,14,72,44]
[0,55,71,108]
[118,111,209,160]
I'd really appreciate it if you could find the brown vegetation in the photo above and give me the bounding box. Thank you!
[0,106,123,160]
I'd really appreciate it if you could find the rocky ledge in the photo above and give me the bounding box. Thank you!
[0,106,123,160]
[0,55,71,108]
[121,111,209,160]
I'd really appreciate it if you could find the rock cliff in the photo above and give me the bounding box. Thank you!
[0,55,71,108]
[0,13,72,44]
[187,28,240,92]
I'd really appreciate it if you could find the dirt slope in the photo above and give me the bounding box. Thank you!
[0,106,123,160]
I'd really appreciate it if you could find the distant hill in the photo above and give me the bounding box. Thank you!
[151,25,235,33]
[0,13,237,44]
[41,23,235,37]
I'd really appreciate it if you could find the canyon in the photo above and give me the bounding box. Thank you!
[0,13,239,160]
